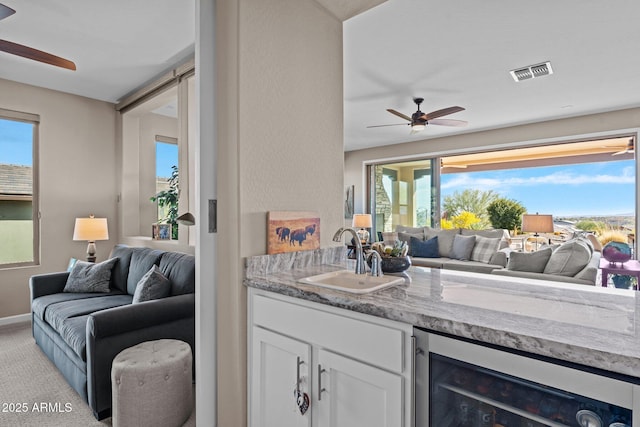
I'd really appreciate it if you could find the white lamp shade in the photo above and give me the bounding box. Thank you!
[521,214,554,234]
[73,217,109,241]
[352,214,372,228]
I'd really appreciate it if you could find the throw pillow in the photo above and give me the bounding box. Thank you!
[543,238,592,277]
[63,258,118,293]
[398,232,424,246]
[426,229,459,258]
[471,236,501,264]
[507,248,553,273]
[132,265,171,303]
[450,234,476,261]
[410,236,439,258]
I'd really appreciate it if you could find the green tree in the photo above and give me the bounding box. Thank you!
[575,220,605,233]
[442,189,499,228]
[151,165,179,240]
[486,198,526,233]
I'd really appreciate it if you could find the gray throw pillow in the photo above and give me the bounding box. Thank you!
[426,229,459,258]
[451,234,476,261]
[395,225,426,237]
[132,265,171,303]
[543,238,592,277]
[507,248,553,273]
[471,236,501,263]
[63,258,118,293]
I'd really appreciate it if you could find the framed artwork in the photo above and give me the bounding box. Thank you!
[344,185,354,219]
[268,211,320,254]
[152,223,172,240]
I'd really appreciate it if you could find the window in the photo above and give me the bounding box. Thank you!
[155,135,179,222]
[0,108,39,267]
[369,136,636,252]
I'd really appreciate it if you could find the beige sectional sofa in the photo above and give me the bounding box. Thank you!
[491,236,601,286]
[385,226,600,286]
[387,226,510,274]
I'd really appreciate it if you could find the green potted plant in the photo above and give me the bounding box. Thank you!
[151,165,179,240]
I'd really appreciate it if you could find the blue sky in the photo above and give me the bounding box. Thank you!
[0,119,33,166]
[441,160,635,217]
[156,142,179,178]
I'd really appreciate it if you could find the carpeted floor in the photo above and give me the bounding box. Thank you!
[0,320,195,426]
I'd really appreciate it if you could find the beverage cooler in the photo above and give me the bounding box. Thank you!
[414,329,640,427]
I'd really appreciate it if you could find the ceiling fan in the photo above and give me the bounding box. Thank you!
[0,3,76,71]
[367,97,467,133]
[612,139,634,156]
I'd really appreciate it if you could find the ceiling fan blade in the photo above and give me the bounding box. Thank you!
[386,109,411,121]
[0,3,15,21]
[428,118,468,127]
[423,106,465,121]
[366,123,408,128]
[0,39,76,70]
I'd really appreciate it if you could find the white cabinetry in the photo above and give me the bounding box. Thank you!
[248,288,414,427]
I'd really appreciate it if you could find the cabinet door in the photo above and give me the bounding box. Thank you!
[250,327,312,427]
[316,349,403,427]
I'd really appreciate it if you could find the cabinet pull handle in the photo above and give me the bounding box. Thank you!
[296,356,304,392]
[411,336,417,427]
[318,364,326,401]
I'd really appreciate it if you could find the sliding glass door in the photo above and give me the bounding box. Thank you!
[370,159,438,238]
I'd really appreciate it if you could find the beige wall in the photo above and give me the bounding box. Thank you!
[345,107,640,215]
[214,0,348,424]
[0,78,117,318]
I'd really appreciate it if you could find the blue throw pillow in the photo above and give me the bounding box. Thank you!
[410,236,439,258]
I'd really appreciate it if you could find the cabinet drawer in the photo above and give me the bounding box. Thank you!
[252,293,405,373]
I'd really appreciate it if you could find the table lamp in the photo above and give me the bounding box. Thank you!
[73,215,109,262]
[352,213,372,244]
[521,213,554,251]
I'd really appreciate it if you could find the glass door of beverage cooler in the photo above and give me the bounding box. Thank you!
[430,354,631,427]
[415,330,639,427]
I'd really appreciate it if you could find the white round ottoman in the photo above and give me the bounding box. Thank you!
[111,339,193,427]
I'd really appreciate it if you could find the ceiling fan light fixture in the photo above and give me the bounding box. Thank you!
[411,123,426,131]
[510,61,553,82]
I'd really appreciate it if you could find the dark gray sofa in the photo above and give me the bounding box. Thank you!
[29,244,195,420]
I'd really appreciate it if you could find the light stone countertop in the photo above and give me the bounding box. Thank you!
[245,248,640,380]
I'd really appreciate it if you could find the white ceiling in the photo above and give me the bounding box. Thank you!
[344,0,640,151]
[0,0,194,103]
[2,0,640,153]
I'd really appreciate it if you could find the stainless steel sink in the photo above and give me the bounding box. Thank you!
[298,270,405,294]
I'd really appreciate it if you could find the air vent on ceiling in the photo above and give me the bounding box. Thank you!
[510,61,553,82]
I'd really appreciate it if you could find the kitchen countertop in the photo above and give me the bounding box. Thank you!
[245,252,640,380]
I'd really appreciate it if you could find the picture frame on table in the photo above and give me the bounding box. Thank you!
[152,223,172,240]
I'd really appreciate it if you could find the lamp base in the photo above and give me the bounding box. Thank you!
[356,228,370,244]
[86,241,97,263]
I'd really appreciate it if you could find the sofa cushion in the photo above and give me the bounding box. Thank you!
[507,248,553,273]
[64,258,118,293]
[471,236,501,264]
[444,259,503,274]
[410,236,439,258]
[543,238,592,277]
[32,291,124,322]
[43,294,133,333]
[451,234,476,261]
[425,228,459,258]
[133,265,171,303]
[398,232,424,250]
[396,225,426,238]
[109,244,134,293]
[127,248,164,295]
[58,315,91,361]
[409,257,446,268]
[158,251,196,295]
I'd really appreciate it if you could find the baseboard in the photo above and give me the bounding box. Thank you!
[0,313,30,327]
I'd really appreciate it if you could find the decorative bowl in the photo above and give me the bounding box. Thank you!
[602,241,632,265]
[367,255,411,273]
